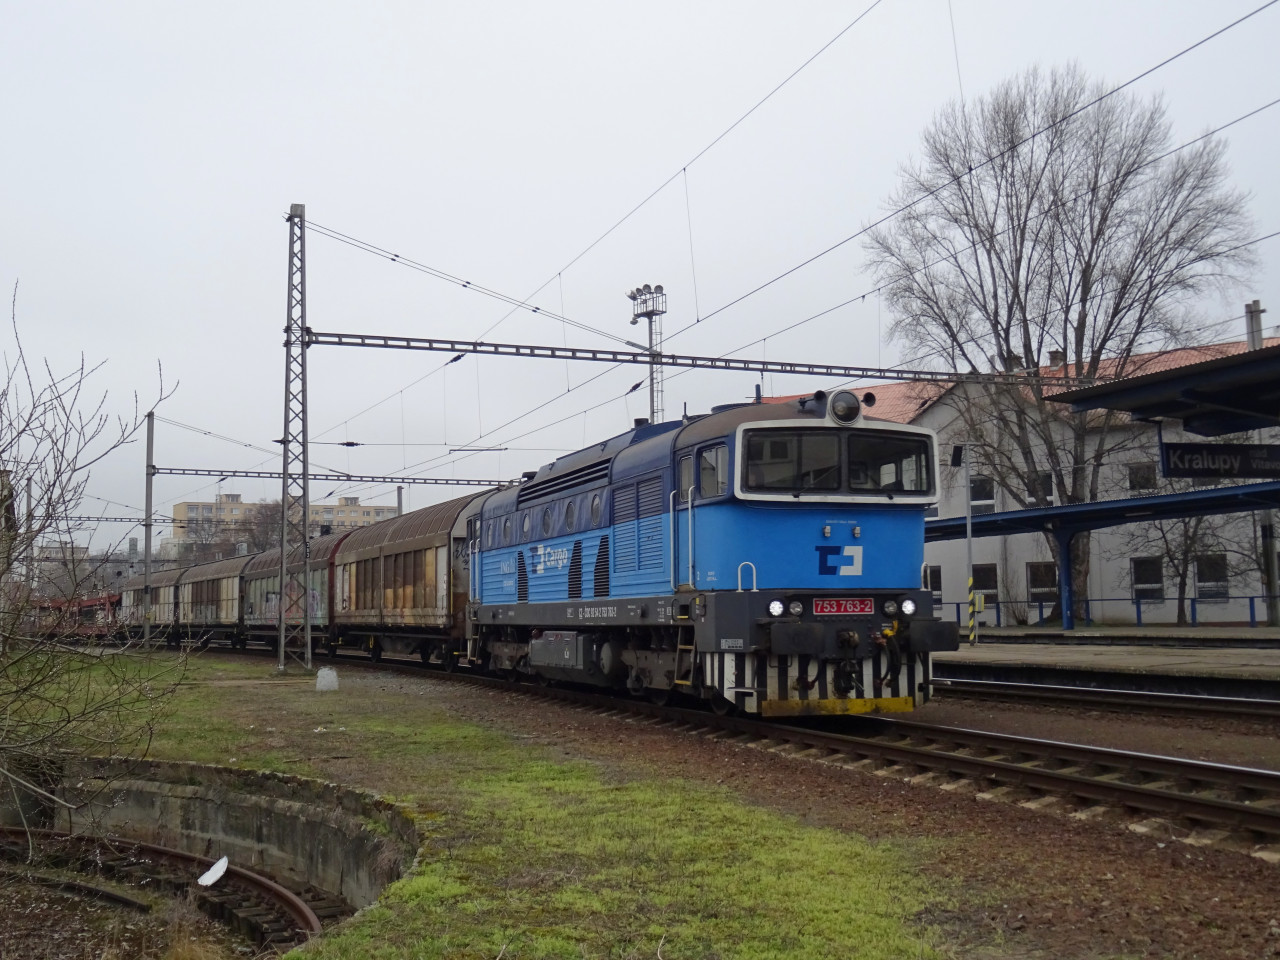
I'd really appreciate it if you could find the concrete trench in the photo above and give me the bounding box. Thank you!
[3,758,419,911]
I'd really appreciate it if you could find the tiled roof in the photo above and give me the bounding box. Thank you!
[762,337,1280,425]
[764,381,952,425]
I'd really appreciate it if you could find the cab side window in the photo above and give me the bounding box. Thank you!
[678,455,694,503]
[699,444,728,498]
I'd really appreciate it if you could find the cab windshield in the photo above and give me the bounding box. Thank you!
[743,428,933,495]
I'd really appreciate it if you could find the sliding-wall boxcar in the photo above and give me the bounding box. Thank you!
[177,554,255,646]
[242,532,350,648]
[119,566,185,644]
[331,492,494,661]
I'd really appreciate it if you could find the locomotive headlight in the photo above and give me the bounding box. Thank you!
[900,598,917,616]
[768,599,785,617]
[829,390,861,424]
[882,599,898,617]
[788,600,804,617]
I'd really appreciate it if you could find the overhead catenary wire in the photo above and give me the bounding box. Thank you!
[306,19,1279,473]
[118,6,1278,517]
[304,3,888,440]
[667,1,1280,336]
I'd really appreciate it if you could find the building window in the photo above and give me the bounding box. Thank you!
[363,510,370,517]
[1195,554,1229,600]
[231,508,239,515]
[203,506,213,515]
[970,476,995,515]
[972,563,999,605]
[1128,463,1157,492]
[1026,562,1057,604]
[375,510,384,518]
[1131,557,1164,601]
[926,565,942,603]
[1027,471,1054,504]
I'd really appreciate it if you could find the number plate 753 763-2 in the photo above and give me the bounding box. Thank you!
[812,598,873,615]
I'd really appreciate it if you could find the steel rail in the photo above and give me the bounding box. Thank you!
[0,828,325,946]
[933,676,1280,719]
[218,646,1280,841]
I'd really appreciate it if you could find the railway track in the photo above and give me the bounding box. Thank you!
[931,676,1280,719]
[222,646,1280,859]
[0,827,341,950]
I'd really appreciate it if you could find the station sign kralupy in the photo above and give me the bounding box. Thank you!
[1161,442,1280,479]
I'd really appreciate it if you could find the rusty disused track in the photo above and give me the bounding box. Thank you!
[225,646,1280,855]
[0,827,337,950]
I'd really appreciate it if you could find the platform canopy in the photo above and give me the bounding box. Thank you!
[1050,342,1280,437]
[926,480,1280,543]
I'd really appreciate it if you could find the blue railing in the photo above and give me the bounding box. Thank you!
[938,594,1280,628]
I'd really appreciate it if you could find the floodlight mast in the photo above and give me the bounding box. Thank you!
[279,204,312,672]
[628,284,666,422]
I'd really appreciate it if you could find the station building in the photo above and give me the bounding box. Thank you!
[844,336,1279,627]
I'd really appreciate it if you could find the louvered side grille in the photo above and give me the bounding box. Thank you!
[593,536,610,597]
[517,551,529,603]
[637,476,664,517]
[568,541,583,599]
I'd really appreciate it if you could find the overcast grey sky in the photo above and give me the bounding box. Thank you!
[2,1,1276,553]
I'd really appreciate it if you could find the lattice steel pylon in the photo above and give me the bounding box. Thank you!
[278,204,312,671]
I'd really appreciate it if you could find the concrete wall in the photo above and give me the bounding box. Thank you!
[48,759,419,909]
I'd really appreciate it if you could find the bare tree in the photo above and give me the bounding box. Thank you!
[866,64,1255,617]
[245,499,283,553]
[0,282,180,841]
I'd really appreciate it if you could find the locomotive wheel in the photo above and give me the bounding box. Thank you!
[647,687,672,706]
[369,640,383,662]
[708,693,736,717]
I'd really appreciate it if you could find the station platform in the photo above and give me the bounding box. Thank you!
[933,630,1280,697]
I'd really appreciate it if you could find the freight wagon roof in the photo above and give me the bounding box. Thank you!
[181,554,256,583]
[287,529,351,569]
[243,548,283,578]
[128,566,185,589]
[338,493,484,555]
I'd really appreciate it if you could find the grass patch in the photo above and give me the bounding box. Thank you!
[150,658,947,959]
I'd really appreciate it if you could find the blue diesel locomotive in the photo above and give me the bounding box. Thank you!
[465,389,959,716]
